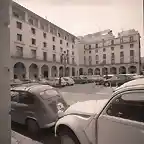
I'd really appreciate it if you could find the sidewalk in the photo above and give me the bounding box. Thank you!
[11,130,42,144]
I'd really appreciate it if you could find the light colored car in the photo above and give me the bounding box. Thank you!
[54,77,67,87]
[63,77,75,86]
[55,78,144,144]
[11,84,68,134]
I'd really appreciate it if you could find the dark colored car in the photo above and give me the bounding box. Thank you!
[11,84,68,134]
[103,74,134,87]
[71,76,87,84]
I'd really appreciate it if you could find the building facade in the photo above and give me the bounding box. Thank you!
[77,29,141,75]
[10,2,78,80]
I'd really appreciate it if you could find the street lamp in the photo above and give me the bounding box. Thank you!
[62,51,68,77]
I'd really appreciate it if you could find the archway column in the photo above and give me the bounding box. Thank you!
[26,65,29,79]
[49,66,52,77]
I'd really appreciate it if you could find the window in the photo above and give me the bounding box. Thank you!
[53,45,56,50]
[96,61,99,64]
[120,51,124,57]
[60,47,63,52]
[72,51,74,55]
[67,50,69,54]
[18,92,35,104]
[89,56,92,61]
[58,33,61,37]
[64,36,67,40]
[43,32,47,38]
[16,21,22,29]
[53,54,56,62]
[120,45,123,49]
[111,47,114,51]
[43,42,47,48]
[89,45,91,49]
[130,44,134,48]
[60,40,63,44]
[72,58,75,64]
[130,36,133,42]
[95,55,99,60]
[16,46,23,57]
[31,28,36,34]
[29,18,34,25]
[52,37,55,42]
[130,50,134,56]
[72,45,74,49]
[106,92,144,122]
[111,53,115,58]
[103,48,106,52]
[84,51,85,54]
[17,34,22,41]
[89,51,91,54]
[103,54,106,59]
[96,44,98,48]
[95,49,98,53]
[66,42,69,46]
[31,49,36,58]
[31,38,36,45]
[111,40,114,45]
[11,91,19,102]
[43,52,47,61]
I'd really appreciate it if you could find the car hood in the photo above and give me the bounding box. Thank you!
[64,99,109,116]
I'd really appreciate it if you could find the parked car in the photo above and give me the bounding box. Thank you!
[80,75,93,83]
[55,78,144,144]
[54,77,67,87]
[10,79,23,87]
[11,84,68,134]
[63,77,75,86]
[103,74,134,87]
[71,76,87,84]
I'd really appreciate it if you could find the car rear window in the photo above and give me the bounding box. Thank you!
[40,89,59,99]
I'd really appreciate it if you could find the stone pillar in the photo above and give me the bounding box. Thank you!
[38,65,42,79]
[49,66,52,78]
[26,66,29,79]
[0,0,11,143]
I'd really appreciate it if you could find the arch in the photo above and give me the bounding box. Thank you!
[79,68,83,75]
[41,65,49,78]
[13,62,26,80]
[128,66,137,74]
[119,66,126,74]
[110,67,117,74]
[51,66,58,77]
[59,66,64,77]
[88,68,93,75]
[65,67,70,76]
[94,68,100,75]
[29,63,39,80]
[72,67,75,76]
[102,67,108,75]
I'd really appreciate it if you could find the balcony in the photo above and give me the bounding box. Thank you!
[15,51,23,57]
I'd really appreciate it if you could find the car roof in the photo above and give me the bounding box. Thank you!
[113,78,144,95]
[11,83,53,94]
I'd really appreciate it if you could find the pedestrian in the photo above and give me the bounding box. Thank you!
[59,76,61,87]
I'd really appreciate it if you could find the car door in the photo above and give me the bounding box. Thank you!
[14,91,36,124]
[11,90,19,123]
[97,90,144,144]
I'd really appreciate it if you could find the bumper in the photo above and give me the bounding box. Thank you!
[43,122,56,128]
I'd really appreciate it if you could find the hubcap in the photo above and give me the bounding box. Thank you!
[61,135,75,144]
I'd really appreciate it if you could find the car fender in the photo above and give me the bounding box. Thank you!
[55,114,91,144]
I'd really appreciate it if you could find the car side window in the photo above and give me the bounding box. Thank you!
[11,91,19,102]
[107,92,144,123]
[18,91,35,105]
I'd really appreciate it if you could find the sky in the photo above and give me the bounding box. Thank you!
[13,0,143,55]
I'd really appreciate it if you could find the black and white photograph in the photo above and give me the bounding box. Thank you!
[0,0,144,144]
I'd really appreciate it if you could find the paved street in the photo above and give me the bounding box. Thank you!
[11,83,114,144]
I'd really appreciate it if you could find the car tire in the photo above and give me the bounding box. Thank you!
[58,127,80,144]
[104,81,110,87]
[26,119,40,136]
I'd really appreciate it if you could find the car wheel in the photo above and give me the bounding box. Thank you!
[104,81,110,87]
[59,128,80,144]
[26,119,40,135]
